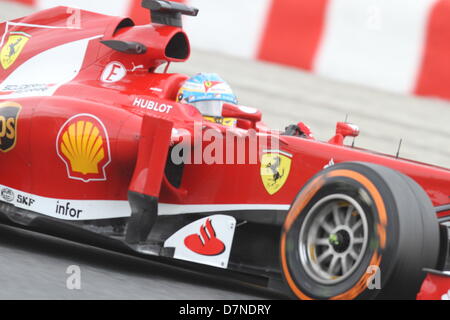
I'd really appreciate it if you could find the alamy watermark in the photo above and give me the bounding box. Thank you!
[66,8,82,29]
[66,265,81,290]
[366,3,383,31]
[170,122,281,165]
[366,265,381,290]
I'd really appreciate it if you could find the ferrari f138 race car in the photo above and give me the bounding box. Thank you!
[0,0,449,300]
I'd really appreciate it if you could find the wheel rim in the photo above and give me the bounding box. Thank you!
[298,194,369,285]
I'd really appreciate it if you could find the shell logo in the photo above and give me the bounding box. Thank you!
[56,114,111,183]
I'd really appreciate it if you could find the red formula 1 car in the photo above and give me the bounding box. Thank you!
[0,0,449,300]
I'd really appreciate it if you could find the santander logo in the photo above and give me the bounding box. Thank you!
[184,219,225,256]
[164,215,236,269]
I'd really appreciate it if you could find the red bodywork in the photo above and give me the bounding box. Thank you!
[1,6,449,298]
[1,7,450,211]
[417,271,450,300]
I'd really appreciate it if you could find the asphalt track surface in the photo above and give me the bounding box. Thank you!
[1,1,450,300]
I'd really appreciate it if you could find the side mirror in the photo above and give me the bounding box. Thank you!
[222,103,262,123]
[329,122,360,145]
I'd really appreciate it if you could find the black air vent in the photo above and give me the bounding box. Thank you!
[113,18,135,35]
[165,32,189,60]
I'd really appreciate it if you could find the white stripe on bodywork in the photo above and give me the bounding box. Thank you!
[0,35,102,99]
[1,22,80,48]
[36,0,131,17]
[0,184,289,221]
[0,184,131,221]
[158,203,290,216]
[313,0,437,93]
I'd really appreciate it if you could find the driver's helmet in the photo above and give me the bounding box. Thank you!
[177,73,238,117]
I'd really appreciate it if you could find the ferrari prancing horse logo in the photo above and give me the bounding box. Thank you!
[260,151,292,195]
[0,32,31,70]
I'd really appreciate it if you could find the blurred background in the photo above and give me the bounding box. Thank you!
[2,0,450,169]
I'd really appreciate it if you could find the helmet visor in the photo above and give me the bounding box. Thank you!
[192,100,224,117]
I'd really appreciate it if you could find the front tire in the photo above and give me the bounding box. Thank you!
[280,162,440,300]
